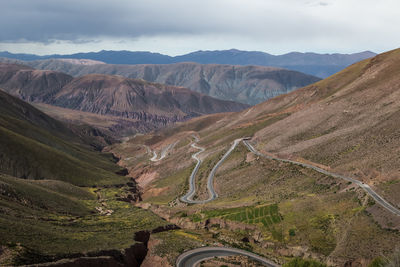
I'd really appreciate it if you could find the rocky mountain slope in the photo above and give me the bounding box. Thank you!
[0,63,247,133]
[110,48,400,266]
[18,60,321,105]
[0,63,73,102]
[0,49,376,78]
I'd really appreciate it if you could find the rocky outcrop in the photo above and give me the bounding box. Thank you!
[141,238,173,267]
[115,179,142,203]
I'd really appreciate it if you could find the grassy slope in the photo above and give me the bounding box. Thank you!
[0,91,169,265]
[0,90,125,186]
[0,174,168,265]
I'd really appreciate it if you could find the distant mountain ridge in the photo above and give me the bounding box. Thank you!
[0,63,248,133]
[5,59,321,105]
[0,49,376,78]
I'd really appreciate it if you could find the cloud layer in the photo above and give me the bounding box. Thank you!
[0,0,399,54]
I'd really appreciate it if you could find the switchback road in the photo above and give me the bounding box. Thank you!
[179,137,400,216]
[149,141,177,162]
[180,138,242,204]
[176,247,280,267]
[176,137,399,267]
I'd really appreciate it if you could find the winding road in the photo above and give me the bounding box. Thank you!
[180,137,242,204]
[178,136,400,216]
[149,141,178,162]
[243,140,400,217]
[175,136,399,266]
[179,136,206,203]
[176,247,280,267]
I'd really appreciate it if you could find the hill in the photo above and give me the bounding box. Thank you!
[110,48,400,266]
[0,89,177,265]
[0,63,73,102]
[0,49,376,78]
[13,60,321,105]
[0,63,248,134]
[0,89,125,186]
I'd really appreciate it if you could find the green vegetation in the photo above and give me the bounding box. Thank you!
[0,91,126,187]
[145,164,194,205]
[0,126,126,186]
[368,248,400,267]
[0,92,170,265]
[192,204,281,226]
[153,230,203,265]
[289,229,296,236]
[0,177,168,265]
[283,258,327,267]
[190,204,284,240]
[0,174,93,216]
[368,257,386,267]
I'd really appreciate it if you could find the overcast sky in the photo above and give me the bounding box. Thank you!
[0,0,399,55]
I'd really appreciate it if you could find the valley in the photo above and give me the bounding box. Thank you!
[1,48,399,266]
[2,1,399,266]
[109,49,400,266]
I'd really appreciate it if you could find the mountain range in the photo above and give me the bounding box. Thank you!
[0,49,376,78]
[4,59,321,105]
[0,63,248,134]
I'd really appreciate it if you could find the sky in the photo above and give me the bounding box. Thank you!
[0,0,399,56]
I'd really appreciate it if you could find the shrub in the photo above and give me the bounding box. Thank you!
[289,229,296,236]
[368,257,385,267]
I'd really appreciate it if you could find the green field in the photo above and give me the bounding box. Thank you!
[193,204,281,227]
[189,204,284,241]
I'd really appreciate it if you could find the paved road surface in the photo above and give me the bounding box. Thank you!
[149,142,177,162]
[176,137,399,266]
[176,247,280,267]
[180,138,242,204]
[181,137,400,215]
[243,140,400,216]
[180,141,205,203]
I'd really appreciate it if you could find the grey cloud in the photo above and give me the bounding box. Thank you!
[0,0,349,43]
[0,0,225,42]
[0,0,398,55]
